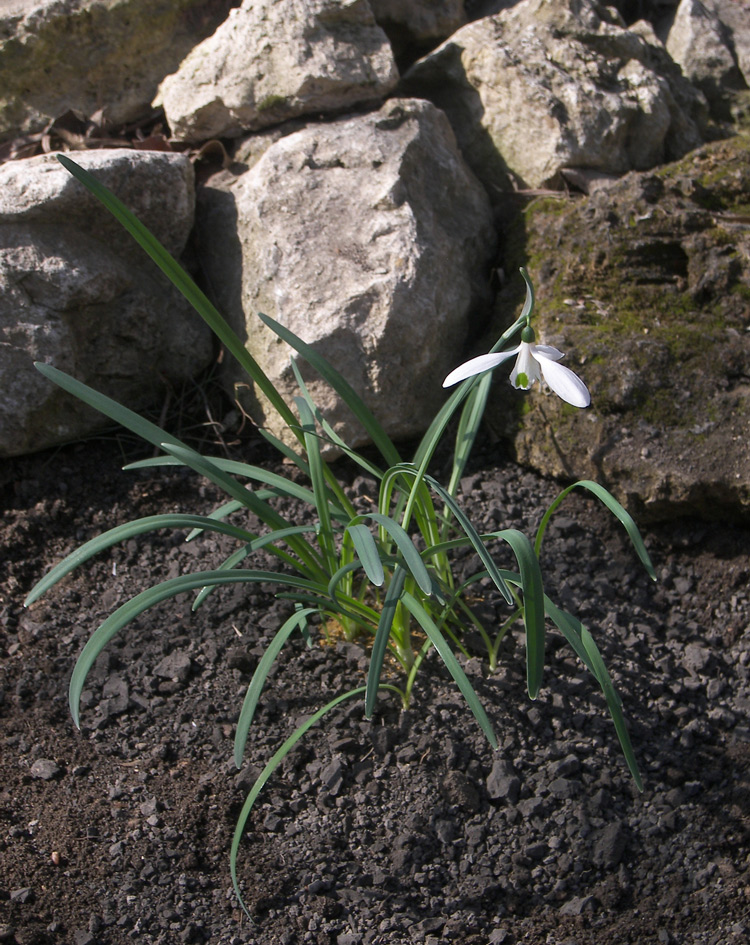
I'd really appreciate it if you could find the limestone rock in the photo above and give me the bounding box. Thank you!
[0,0,237,141]
[197,98,496,450]
[665,0,749,114]
[370,0,465,43]
[370,0,466,62]
[157,0,399,143]
[713,0,750,86]
[0,149,213,457]
[487,133,750,522]
[401,0,706,192]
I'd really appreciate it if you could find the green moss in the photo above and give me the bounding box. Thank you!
[257,94,287,112]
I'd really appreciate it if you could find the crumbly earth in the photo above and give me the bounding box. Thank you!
[1,429,749,945]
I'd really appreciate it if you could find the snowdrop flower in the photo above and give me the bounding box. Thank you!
[443,325,590,408]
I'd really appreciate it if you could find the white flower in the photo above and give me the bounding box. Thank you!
[443,329,590,408]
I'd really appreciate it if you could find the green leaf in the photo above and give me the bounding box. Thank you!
[158,442,325,578]
[288,360,386,482]
[365,566,407,717]
[447,371,492,498]
[401,591,497,749]
[258,428,310,473]
[24,514,257,606]
[34,362,189,454]
[327,560,362,601]
[191,525,318,609]
[424,475,513,605]
[581,626,642,790]
[378,464,440,555]
[346,523,385,587]
[535,480,656,581]
[231,686,390,915]
[365,513,432,595]
[125,455,325,512]
[184,500,244,541]
[495,528,546,699]
[233,608,317,767]
[69,569,325,727]
[55,154,298,433]
[257,310,401,468]
[543,598,642,789]
[294,397,336,570]
[192,545,253,610]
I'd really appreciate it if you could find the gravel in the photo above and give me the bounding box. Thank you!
[1,433,749,944]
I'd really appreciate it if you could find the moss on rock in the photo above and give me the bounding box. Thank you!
[485,133,750,522]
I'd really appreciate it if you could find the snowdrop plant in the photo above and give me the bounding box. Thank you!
[25,155,655,915]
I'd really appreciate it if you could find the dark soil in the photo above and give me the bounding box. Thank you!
[2,428,750,945]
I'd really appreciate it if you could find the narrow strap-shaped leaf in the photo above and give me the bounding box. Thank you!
[257,310,402,469]
[159,442,325,578]
[56,155,298,432]
[258,428,310,473]
[185,500,244,541]
[346,524,385,586]
[581,627,642,789]
[192,525,318,609]
[69,569,325,727]
[273,591,376,628]
[365,513,431,595]
[231,686,411,915]
[233,607,317,767]
[34,362,190,453]
[495,528,546,699]
[365,566,407,717]
[401,591,498,749]
[24,514,258,606]
[379,463,441,553]
[424,475,513,605]
[294,397,336,570]
[288,359,388,486]
[289,362,387,489]
[447,371,492,499]
[125,455,322,510]
[276,361,361,522]
[327,560,362,601]
[535,480,655,581]
[542,596,597,676]
[543,597,642,789]
[159,443,283,523]
[192,545,253,610]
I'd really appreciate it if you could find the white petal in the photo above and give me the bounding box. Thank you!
[536,356,591,407]
[531,344,564,361]
[442,348,519,387]
[509,342,542,390]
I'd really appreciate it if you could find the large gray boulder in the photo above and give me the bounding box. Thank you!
[369,0,466,59]
[156,0,399,144]
[401,0,706,193]
[665,0,750,115]
[0,149,213,457]
[486,132,750,522]
[197,98,497,450]
[0,0,238,142]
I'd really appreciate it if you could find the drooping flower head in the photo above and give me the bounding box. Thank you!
[443,274,590,408]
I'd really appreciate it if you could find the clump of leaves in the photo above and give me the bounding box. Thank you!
[25,155,655,914]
